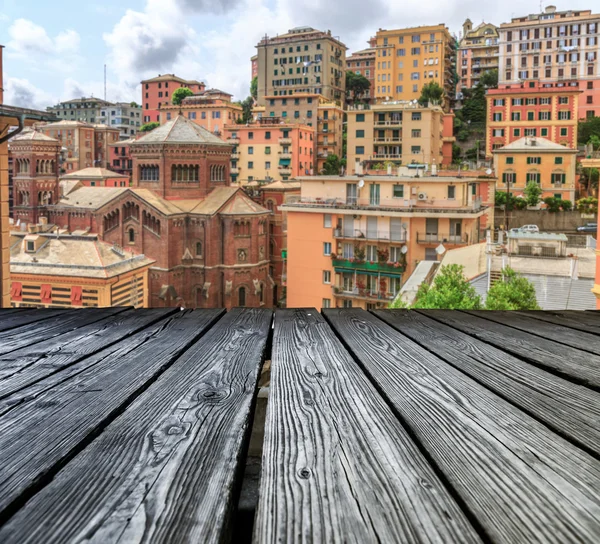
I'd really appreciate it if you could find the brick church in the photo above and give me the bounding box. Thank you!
[13,116,274,308]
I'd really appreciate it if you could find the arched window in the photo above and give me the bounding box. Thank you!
[238,287,246,307]
[196,242,203,257]
[266,200,275,211]
[128,228,135,243]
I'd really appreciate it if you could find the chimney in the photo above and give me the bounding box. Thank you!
[39,216,48,226]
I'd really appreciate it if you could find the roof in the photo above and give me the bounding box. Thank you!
[508,232,569,241]
[10,234,155,279]
[219,190,271,215]
[9,130,60,144]
[60,167,129,180]
[52,97,112,106]
[295,174,490,183]
[57,187,128,209]
[132,115,230,146]
[140,74,198,85]
[59,180,82,196]
[496,137,577,153]
[260,180,301,190]
[108,137,137,147]
[347,48,376,58]
[0,105,58,124]
[39,120,92,129]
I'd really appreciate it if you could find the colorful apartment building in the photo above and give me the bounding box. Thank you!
[284,173,493,310]
[346,101,455,173]
[498,6,600,119]
[46,97,113,124]
[38,120,95,172]
[251,54,258,79]
[485,81,580,156]
[60,167,129,188]
[109,137,135,178]
[459,20,500,89]
[10,226,154,308]
[224,119,315,183]
[141,74,206,123]
[92,124,121,169]
[595,248,600,308]
[99,102,142,139]
[346,40,377,103]
[373,25,456,108]
[255,27,347,105]
[160,89,243,135]
[493,137,578,202]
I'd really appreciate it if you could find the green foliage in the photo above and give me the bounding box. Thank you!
[419,81,444,106]
[412,264,483,310]
[479,69,498,88]
[576,197,599,214]
[460,84,486,125]
[235,96,254,124]
[495,191,527,210]
[346,71,371,103]
[580,167,600,190]
[389,296,409,309]
[485,267,540,310]
[456,129,470,142]
[321,154,345,175]
[452,143,462,162]
[578,116,600,146]
[250,76,258,100]
[140,121,160,132]
[561,199,573,211]
[172,87,194,105]
[524,181,542,207]
[130,101,140,108]
[543,196,561,212]
[465,147,478,160]
[589,134,600,151]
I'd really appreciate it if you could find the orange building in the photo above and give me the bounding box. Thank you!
[224,119,315,183]
[458,20,499,89]
[493,137,578,202]
[38,120,95,173]
[92,124,121,169]
[485,81,580,156]
[595,248,600,308]
[60,167,130,188]
[109,137,135,178]
[346,39,377,103]
[141,74,206,123]
[284,173,494,310]
[10,224,154,308]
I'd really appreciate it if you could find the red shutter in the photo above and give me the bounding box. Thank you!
[10,282,22,301]
[71,286,83,306]
[40,284,52,304]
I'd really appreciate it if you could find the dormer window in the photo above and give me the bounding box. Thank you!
[26,241,35,253]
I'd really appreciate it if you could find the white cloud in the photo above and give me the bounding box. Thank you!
[62,77,137,104]
[4,77,56,110]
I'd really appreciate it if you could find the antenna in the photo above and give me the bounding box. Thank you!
[104,64,107,101]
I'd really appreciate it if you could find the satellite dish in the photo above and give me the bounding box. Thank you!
[436,244,446,255]
[357,179,365,189]
[486,168,493,175]
[401,223,408,229]
[400,245,408,254]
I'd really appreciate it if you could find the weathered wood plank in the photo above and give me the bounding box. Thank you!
[374,309,600,456]
[0,308,270,544]
[0,309,74,333]
[0,308,177,400]
[255,309,480,544]
[0,308,125,357]
[326,308,600,543]
[515,310,600,335]
[0,309,223,522]
[463,310,600,355]
[421,309,600,388]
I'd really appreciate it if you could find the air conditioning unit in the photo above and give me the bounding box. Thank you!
[418,192,428,201]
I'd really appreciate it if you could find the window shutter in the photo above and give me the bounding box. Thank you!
[10,282,22,301]
[71,286,83,306]
[40,284,52,304]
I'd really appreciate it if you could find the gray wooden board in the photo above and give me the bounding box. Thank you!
[0,309,76,333]
[0,307,177,400]
[422,309,600,388]
[374,309,600,456]
[254,308,481,544]
[0,308,271,544]
[0,309,35,317]
[515,310,600,335]
[0,308,125,357]
[325,308,600,543]
[0,309,223,520]
[463,310,600,355]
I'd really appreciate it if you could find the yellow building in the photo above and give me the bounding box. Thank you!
[10,225,154,308]
[284,173,494,310]
[373,25,456,108]
[346,101,455,173]
[458,20,499,89]
[493,137,578,202]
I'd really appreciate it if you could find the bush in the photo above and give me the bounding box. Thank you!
[456,129,470,142]
[543,196,561,212]
[561,199,573,211]
[485,267,540,310]
[576,197,599,214]
[524,181,542,207]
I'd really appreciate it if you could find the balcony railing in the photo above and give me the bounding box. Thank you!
[374,138,402,143]
[291,197,486,213]
[333,228,407,243]
[331,285,396,301]
[279,168,292,175]
[416,233,468,244]
[278,152,292,159]
[375,120,402,127]
[231,167,240,174]
[372,154,401,160]
[279,137,292,144]
[231,153,240,160]
[227,138,240,145]
[332,258,405,274]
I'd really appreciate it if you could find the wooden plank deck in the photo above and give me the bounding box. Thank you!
[0,308,599,543]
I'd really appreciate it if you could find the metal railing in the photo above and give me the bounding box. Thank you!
[290,197,487,213]
[417,232,469,244]
[374,120,402,126]
[279,138,292,144]
[333,228,407,242]
[332,285,396,301]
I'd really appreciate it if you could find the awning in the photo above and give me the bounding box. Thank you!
[279,158,291,166]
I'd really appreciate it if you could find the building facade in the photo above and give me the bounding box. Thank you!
[493,137,578,203]
[93,124,121,169]
[141,74,206,123]
[285,173,493,310]
[459,20,500,89]
[224,119,315,183]
[46,97,112,124]
[99,102,142,139]
[109,137,134,178]
[346,101,455,173]
[346,42,377,103]
[60,167,129,188]
[498,6,600,119]
[485,81,580,156]
[251,55,258,79]
[373,25,456,108]
[38,121,95,172]
[255,27,347,105]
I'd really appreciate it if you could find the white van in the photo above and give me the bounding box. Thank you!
[520,225,540,234]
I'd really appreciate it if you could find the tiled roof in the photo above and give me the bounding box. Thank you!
[57,187,128,209]
[140,74,197,84]
[60,168,129,180]
[219,190,271,215]
[496,137,576,152]
[132,115,230,146]
[260,180,301,190]
[9,130,59,143]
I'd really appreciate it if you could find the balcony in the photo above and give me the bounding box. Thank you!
[375,120,402,127]
[372,154,401,160]
[279,167,292,175]
[332,285,396,302]
[373,137,402,143]
[278,152,292,159]
[416,233,468,244]
[279,137,292,144]
[333,228,407,243]
[231,153,240,160]
[227,138,240,145]
[332,258,405,275]
[231,167,240,174]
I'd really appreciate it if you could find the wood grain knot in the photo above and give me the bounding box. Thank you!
[298,468,311,479]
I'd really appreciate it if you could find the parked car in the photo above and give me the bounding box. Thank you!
[577,223,597,233]
[520,224,540,234]
[509,228,523,234]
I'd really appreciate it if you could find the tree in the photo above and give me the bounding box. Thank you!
[345,71,371,104]
[452,143,462,162]
[561,199,573,211]
[172,87,194,105]
[250,76,258,100]
[479,69,498,89]
[412,264,483,310]
[576,197,599,214]
[524,181,542,207]
[419,81,444,106]
[130,101,140,108]
[543,196,561,212]
[140,121,160,132]
[235,96,254,124]
[321,154,345,175]
[485,267,540,310]
[578,116,600,146]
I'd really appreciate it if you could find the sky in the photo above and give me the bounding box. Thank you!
[0,0,595,110]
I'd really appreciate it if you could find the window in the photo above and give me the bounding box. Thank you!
[558,111,571,120]
[248,132,254,139]
[539,111,550,121]
[238,287,246,307]
[322,299,331,309]
[512,112,521,121]
[356,129,365,138]
[128,228,135,243]
[356,113,365,122]
[411,146,421,154]
[526,172,541,184]
[323,242,332,256]
[265,146,271,155]
[555,157,563,165]
[552,173,566,184]
[412,129,421,138]
[412,112,421,121]
[248,146,254,154]
[40,284,52,304]
[559,97,569,105]
[502,172,517,184]
[493,113,503,122]
[248,161,254,169]
[560,128,568,136]
[527,157,541,165]
[527,112,535,121]
[323,270,331,284]
[355,146,365,155]
[393,184,404,198]
[323,214,332,228]
[447,185,456,199]
[513,129,521,137]
[265,161,271,169]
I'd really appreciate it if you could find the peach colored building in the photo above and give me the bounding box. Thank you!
[285,173,494,309]
[346,39,377,103]
[109,137,135,178]
[92,124,120,169]
[60,167,130,188]
[486,81,580,156]
[459,20,499,89]
[595,249,600,308]
[38,121,95,173]
[224,119,315,183]
[141,74,206,123]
